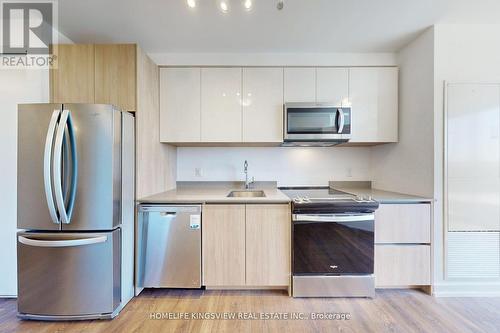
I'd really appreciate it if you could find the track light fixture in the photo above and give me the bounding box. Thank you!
[186,0,284,12]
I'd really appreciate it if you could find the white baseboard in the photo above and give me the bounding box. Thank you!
[0,295,17,298]
[433,281,500,297]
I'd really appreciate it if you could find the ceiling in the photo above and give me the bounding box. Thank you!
[58,0,500,53]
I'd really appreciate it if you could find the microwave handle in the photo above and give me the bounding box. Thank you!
[337,108,345,134]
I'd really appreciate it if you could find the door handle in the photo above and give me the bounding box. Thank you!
[292,214,374,222]
[160,212,177,217]
[337,108,345,134]
[53,109,70,224]
[65,110,78,221]
[18,235,107,248]
[44,109,60,224]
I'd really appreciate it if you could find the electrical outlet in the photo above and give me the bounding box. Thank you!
[195,167,203,177]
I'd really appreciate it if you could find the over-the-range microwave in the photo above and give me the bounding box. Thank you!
[283,103,352,146]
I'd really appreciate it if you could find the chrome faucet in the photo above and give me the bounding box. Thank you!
[244,160,255,189]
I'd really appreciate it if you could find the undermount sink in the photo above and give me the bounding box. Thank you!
[227,190,266,198]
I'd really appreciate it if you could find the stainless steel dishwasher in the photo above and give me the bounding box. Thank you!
[137,205,201,288]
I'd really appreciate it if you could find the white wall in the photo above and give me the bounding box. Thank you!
[177,147,372,186]
[433,24,500,295]
[0,69,49,296]
[151,52,397,67]
[371,28,435,197]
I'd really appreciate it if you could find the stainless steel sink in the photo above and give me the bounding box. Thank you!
[227,190,266,198]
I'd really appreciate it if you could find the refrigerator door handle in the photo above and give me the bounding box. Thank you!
[18,235,107,248]
[53,109,70,224]
[65,111,78,221]
[43,109,61,224]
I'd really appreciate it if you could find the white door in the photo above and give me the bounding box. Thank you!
[201,68,242,142]
[446,83,500,231]
[160,68,201,142]
[316,68,349,105]
[349,67,398,143]
[284,68,315,102]
[242,68,283,142]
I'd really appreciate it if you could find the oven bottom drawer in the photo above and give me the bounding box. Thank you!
[293,275,374,298]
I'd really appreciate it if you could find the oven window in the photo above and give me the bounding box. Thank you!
[287,108,338,134]
[293,221,374,275]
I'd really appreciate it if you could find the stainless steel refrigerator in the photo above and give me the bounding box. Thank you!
[16,103,135,320]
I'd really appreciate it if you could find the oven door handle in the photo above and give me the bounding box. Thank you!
[292,214,374,222]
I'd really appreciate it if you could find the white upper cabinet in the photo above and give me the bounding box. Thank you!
[316,68,349,105]
[242,68,284,142]
[349,67,398,143]
[160,68,201,142]
[201,68,242,142]
[159,66,398,145]
[284,68,316,102]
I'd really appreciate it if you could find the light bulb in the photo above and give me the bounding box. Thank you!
[219,1,229,12]
[187,0,196,8]
[243,0,252,10]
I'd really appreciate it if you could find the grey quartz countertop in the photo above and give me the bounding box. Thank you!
[138,181,433,205]
[138,181,291,204]
[330,181,433,204]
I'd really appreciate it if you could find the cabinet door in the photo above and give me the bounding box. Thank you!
[202,205,245,286]
[160,68,201,142]
[245,204,290,286]
[50,44,95,103]
[349,67,398,143]
[201,68,242,142]
[242,68,283,142]
[375,245,430,286]
[95,44,137,111]
[284,68,315,102]
[316,68,349,105]
[375,204,431,244]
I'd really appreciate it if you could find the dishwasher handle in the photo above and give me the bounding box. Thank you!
[160,211,177,217]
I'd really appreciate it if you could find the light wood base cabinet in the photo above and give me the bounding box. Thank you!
[202,205,246,286]
[375,245,431,286]
[202,204,290,288]
[245,205,290,286]
[374,203,432,288]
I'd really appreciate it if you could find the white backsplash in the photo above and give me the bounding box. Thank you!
[177,147,372,186]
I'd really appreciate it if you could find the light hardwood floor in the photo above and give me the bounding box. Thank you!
[1,289,499,333]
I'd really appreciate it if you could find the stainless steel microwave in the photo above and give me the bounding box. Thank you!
[283,103,352,144]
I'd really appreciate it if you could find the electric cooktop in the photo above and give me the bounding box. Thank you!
[279,186,379,214]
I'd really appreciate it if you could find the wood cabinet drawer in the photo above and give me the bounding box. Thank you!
[375,204,431,243]
[375,245,430,286]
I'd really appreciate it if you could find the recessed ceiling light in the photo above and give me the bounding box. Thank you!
[243,0,252,11]
[219,1,229,13]
[187,0,196,8]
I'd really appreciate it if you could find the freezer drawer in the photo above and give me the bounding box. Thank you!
[138,205,201,288]
[17,230,121,320]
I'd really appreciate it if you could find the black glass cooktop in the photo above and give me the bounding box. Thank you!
[279,186,379,214]
[279,186,353,200]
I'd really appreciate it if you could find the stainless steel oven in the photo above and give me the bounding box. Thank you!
[292,212,375,297]
[283,103,351,143]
